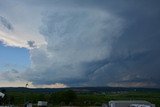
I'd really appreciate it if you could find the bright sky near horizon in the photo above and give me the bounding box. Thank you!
[0,0,160,88]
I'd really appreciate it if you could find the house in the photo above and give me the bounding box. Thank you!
[108,100,155,107]
[37,101,47,107]
[24,102,32,107]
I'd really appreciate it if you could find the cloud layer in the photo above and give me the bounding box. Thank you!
[1,0,160,88]
[24,9,124,86]
[0,16,13,32]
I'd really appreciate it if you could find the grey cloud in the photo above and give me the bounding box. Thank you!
[27,40,36,48]
[25,9,124,86]
[0,69,21,81]
[0,16,13,32]
[22,0,160,88]
[88,8,160,87]
[88,50,160,87]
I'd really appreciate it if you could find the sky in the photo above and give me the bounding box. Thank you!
[0,0,160,88]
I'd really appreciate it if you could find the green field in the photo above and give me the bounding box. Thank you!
[2,90,160,106]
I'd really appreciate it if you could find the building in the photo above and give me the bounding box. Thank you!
[24,102,32,107]
[108,100,155,107]
[0,93,5,98]
[0,92,5,106]
[130,104,152,107]
[102,103,108,107]
[37,101,47,107]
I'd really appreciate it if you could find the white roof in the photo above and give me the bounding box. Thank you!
[0,92,5,98]
[109,100,151,104]
[38,101,47,106]
[130,104,151,107]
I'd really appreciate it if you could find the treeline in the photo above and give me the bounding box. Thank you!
[0,89,15,105]
[1,89,78,106]
[1,89,104,106]
[1,89,160,106]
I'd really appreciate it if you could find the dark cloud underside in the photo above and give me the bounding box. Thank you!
[5,0,159,88]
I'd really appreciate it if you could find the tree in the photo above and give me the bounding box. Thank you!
[63,90,77,104]
[50,90,77,105]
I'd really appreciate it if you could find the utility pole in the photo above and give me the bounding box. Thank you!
[24,82,29,107]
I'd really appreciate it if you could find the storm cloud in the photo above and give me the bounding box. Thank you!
[1,0,160,88]
[22,0,160,88]
[24,9,124,86]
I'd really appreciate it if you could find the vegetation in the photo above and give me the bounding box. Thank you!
[50,90,77,105]
[1,88,160,106]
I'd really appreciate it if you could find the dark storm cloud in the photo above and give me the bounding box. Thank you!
[25,7,124,86]
[89,50,160,87]
[22,0,160,88]
[86,0,160,87]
